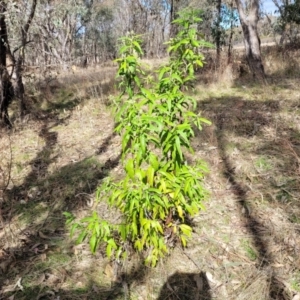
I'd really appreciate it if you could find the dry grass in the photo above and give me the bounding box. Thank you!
[198,42,300,88]
[0,54,300,300]
[195,77,300,299]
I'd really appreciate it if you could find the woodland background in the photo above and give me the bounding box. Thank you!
[0,0,300,300]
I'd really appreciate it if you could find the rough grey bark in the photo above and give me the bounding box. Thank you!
[0,2,13,127]
[13,0,37,117]
[235,0,266,82]
[170,0,180,38]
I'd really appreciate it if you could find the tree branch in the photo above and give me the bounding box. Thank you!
[235,0,247,24]
[22,0,37,38]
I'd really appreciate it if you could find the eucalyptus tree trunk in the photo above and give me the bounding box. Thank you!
[13,0,37,117]
[0,2,13,127]
[235,0,266,82]
[170,0,180,38]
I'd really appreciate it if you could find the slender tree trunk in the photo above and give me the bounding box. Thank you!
[170,0,179,38]
[12,0,37,117]
[227,1,234,64]
[235,0,266,82]
[227,24,234,65]
[0,2,13,127]
[216,0,222,68]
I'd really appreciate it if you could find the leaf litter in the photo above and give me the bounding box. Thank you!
[0,68,299,299]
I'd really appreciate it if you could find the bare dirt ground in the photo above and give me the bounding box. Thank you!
[0,61,300,300]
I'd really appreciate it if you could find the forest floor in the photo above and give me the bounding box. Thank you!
[0,63,300,300]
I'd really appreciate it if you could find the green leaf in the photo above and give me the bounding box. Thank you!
[135,169,145,181]
[77,230,87,244]
[191,40,199,47]
[63,212,75,225]
[158,66,169,81]
[179,224,192,236]
[175,136,183,161]
[140,134,146,154]
[180,235,187,247]
[80,216,94,223]
[90,235,97,253]
[156,222,164,234]
[149,153,159,170]
[134,75,141,87]
[70,223,79,238]
[143,219,151,231]
[151,235,158,248]
[178,130,191,148]
[120,224,127,241]
[198,117,212,125]
[129,197,137,214]
[170,73,183,84]
[108,238,118,249]
[94,222,100,236]
[132,41,143,54]
[106,243,112,258]
[147,166,155,187]
[132,222,138,237]
[125,159,135,178]
[134,239,143,251]
[177,205,184,220]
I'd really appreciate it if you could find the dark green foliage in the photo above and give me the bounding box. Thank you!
[282,0,300,24]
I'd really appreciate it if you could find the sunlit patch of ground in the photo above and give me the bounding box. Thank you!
[0,65,299,299]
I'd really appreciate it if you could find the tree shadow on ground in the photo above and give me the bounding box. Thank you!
[0,127,127,299]
[0,59,161,300]
[8,65,116,127]
[254,126,300,208]
[197,94,300,299]
[55,68,117,105]
[7,82,74,125]
[157,271,211,300]
[1,259,148,299]
[0,65,129,299]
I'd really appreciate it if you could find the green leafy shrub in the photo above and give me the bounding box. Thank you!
[65,9,212,266]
